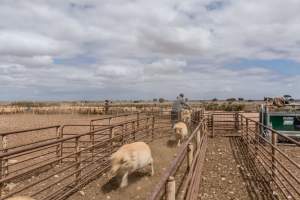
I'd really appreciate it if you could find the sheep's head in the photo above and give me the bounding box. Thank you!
[175,127,182,135]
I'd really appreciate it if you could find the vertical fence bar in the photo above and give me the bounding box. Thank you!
[122,124,125,144]
[235,112,239,131]
[146,117,149,138]
[0,158,3,197]
[137,112,140,130]
[211,115,215,138]
[60,126,65,163]
[271,130,277,179]
[132,121,136,141]
[75,137,81,184]
[151,116,155,141]
[246,118,249,141]
[89,121,94,132]
[91,130,95,161]
[56,126,63,164]
[255,122,259,159]
[55,126,59,158]
[241,115,244,134]
[196,128,201,149]
[166,176,176,200]
[2,135,8,178]
[109,127,114,154]
[187,143,194,170]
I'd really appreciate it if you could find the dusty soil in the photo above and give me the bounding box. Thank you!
[0,113,138,149]
[198,136,278,200]
[70,136,178,200]
[1,113,298,200]
[0,114,99,132]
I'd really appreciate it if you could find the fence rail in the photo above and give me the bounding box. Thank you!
[149,114,207,200]
[240,114,300,200]
[0,110,298,200]
[0,110,191,199]
[208,112,300,200]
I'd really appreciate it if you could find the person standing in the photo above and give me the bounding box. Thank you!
[171,93,190,125]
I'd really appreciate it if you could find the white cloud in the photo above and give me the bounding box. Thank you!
[0,31,71,57]
[0,0,299,100]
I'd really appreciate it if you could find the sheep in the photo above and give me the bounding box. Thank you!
[7,196,35,200]
[181,109,192,125]
[173,121,189,146]
[108,142,154,188]
[272,96,286,107]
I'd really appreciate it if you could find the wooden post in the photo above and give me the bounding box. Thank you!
[203,119,206,134]
[211,115,215,138]
[75,137,81,184]
[271,130,277,179]
[187,143,194,170]
[196,128,201,149]
[166,176,176,200]
[151,116,155,141]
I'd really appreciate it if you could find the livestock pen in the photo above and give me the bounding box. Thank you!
[0,111,298,200]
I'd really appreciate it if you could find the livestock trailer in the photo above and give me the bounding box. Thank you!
[260,104,300,140]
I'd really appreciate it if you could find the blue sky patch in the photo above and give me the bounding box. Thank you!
[226,59,300,75]
[206,1,225,11]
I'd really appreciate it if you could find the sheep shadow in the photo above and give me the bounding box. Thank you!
[101,171,150,193]
[166,139,178,147]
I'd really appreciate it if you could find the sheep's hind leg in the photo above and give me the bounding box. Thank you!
[177,139,181,147]
[120,171,129,188]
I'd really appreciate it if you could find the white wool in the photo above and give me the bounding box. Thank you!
[109,142,154,188]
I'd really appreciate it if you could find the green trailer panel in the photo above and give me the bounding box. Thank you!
[269,115,300,132]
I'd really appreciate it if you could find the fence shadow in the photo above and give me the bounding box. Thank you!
[230,137,278,200]
[101,171,151,193]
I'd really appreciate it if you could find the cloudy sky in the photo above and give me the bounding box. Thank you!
[0,0,299,101]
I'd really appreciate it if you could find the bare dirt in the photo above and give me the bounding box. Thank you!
[1,114,298,200]
[198,136,278,200]
[0,114,98,132]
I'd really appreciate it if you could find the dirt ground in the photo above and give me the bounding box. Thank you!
[198,136,278,200]
[70,136,179,200]
[1,113,298,200]
[0,114,99,132]
[0,113,139,149]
